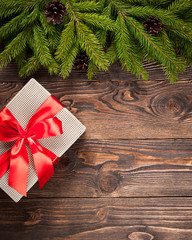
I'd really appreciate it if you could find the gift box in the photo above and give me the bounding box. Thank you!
[0,79,86,202]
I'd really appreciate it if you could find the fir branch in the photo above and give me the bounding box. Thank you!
[64,0,78,21]
[109,0,131,12]
[0,0,191,82]
[76,13,117,31]
[39,12,61,50]
[55,21,75,61]
[15,49,27,70]
[19,56,41,78]
[127,6,192,41]
[0,30,28,69]
[33,26,59,74]
[115,14,148,80]
[0,0,36,19]
[72,1,101,12]
[95,4,113,48]
[39,12,54,35]
[168,0,192,12]
[48,29,61,51]
[0,6,23,19]
[96,29,108,47]
[0,6,39,41]
[63,0,110,71]
[126,6,190,32]
[125,0,174,8]
[168,31,192,66]
[27,31,36,52]
[106,43,118,65]
[60,43,79,78]
[76,21,109,70]
[0,12,26,41]
[125,16,185,81]
[87,59,98,79]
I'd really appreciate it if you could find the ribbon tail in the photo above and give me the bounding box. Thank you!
[0,149,11,178]
[27,138,57,189]
[9,139,29,196]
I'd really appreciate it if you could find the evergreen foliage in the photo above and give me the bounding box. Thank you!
[0,0,191,82]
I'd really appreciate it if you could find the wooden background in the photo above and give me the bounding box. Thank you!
[0,62,192,240]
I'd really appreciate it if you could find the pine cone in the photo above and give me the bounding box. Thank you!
[143,17,162,36]
[44,0,67,25]
[74,53,89,70]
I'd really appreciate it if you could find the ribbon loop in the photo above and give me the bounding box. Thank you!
[0,95,63,196]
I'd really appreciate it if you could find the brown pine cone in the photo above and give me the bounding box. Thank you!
[44,0,67,25]
[143,17,163,36]
[74,53,89,70]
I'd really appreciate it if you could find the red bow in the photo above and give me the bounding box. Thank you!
[0,95,63,196]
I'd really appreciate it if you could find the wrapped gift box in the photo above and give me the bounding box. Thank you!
[0,79,86,202]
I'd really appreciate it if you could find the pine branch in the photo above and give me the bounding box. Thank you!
[0,0,191,82]
[115,14,148,80]
[126,17,185,82]
[168,0,192,12]
[88,3,114,80]
[15,49,27,70]
[95,4,113,48]
[63,0,110,72]
[33,26,59,74]
[0,1,24,19]
[76,13,117,31]
[127,6,192,42]
[55,21,75,61]
[0,30,28,69]
[96,30,108,48]
[0,12,25,41]
[0,0,37,19]
[109,0,131,12]
[72,1,101,12]
[87,59,98,79]
[39,12,54,35]
[76,21,109,70]
[0,6,23,19]
[60,43,79,78]
[19,55,41,78]
[39,12,61,50]
[106,43,118,65]
[0,6,39,41]
[168,31,192,66]
[126,6,190,33]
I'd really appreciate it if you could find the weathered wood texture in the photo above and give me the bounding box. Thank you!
[0,139,191,199]
[0,198,192,240]
[0,63,192,240]
[0,63,192,139]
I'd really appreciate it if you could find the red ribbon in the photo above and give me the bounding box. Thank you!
[0,95,63,196]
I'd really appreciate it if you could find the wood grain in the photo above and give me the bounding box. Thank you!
[0,139,191,199]
[0,62,192,82]
[0,197,192,240]
[0,62,192,240]
[0,73,192,139]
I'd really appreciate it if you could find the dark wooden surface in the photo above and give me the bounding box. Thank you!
[0,62,192,240]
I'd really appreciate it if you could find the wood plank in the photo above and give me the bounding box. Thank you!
[1,139,192,199]
[0,197,192,240]
[0,78,192,139]
[0,61,192,82]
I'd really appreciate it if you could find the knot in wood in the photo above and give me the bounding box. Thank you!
[99,171,119,193]
[128,232,154,240]
[60,99,73,111]
[97,208,107,220]
[166,99,180,113]
[150,93,187,119]
[55,149,77,172]
[24,210,40,226]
